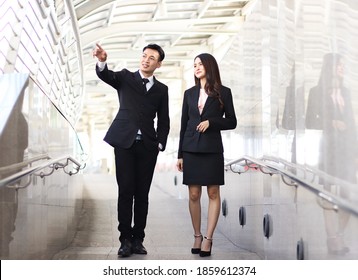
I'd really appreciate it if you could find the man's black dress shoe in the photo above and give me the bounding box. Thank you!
[118,239,132,257]
[132,239,147,254]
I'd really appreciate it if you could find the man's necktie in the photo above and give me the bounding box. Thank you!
[142,78,149,93]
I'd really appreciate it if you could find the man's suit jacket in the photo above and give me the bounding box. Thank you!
[178,85,237,158]
[96,65,170,151]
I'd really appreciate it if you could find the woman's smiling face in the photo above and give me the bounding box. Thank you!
[194,57,206,80]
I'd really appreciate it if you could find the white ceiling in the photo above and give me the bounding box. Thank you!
[73,0,255,132]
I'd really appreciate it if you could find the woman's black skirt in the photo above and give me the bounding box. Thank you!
[182,152,224,186]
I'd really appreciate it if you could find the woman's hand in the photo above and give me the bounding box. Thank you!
[196,120,209,133]
[176,158,183,172]
[332,120,347,131]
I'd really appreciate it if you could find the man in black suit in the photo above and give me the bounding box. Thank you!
[93,43,170,257]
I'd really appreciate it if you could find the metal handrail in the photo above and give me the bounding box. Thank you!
[225,155,358,217]
[0,154,50,175]
[0,155,82,189]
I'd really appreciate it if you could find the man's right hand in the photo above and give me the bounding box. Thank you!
[93,43,107,62]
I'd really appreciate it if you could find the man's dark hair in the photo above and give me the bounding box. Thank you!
[143,44,165,62]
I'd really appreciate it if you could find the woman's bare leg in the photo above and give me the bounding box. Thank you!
[189,185,202,249]
[202,185,220,251]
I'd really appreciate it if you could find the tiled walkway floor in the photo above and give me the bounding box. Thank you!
[53,172,259,260]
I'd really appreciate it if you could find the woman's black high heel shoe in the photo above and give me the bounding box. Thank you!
[199,236,213,257]
[191,234,203,254]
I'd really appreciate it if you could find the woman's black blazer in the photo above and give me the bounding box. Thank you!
[178,85,237,158]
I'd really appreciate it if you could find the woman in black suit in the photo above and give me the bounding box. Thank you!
[177,53,237,257]
[307,53,357,254]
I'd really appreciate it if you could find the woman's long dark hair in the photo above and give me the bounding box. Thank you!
[318,53,343,93]
[194,53,224,108]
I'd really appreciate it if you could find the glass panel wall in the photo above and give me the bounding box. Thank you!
[219,0,358,259]
[222,0,358,197]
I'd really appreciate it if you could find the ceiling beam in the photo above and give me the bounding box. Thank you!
[81,17,244,47]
